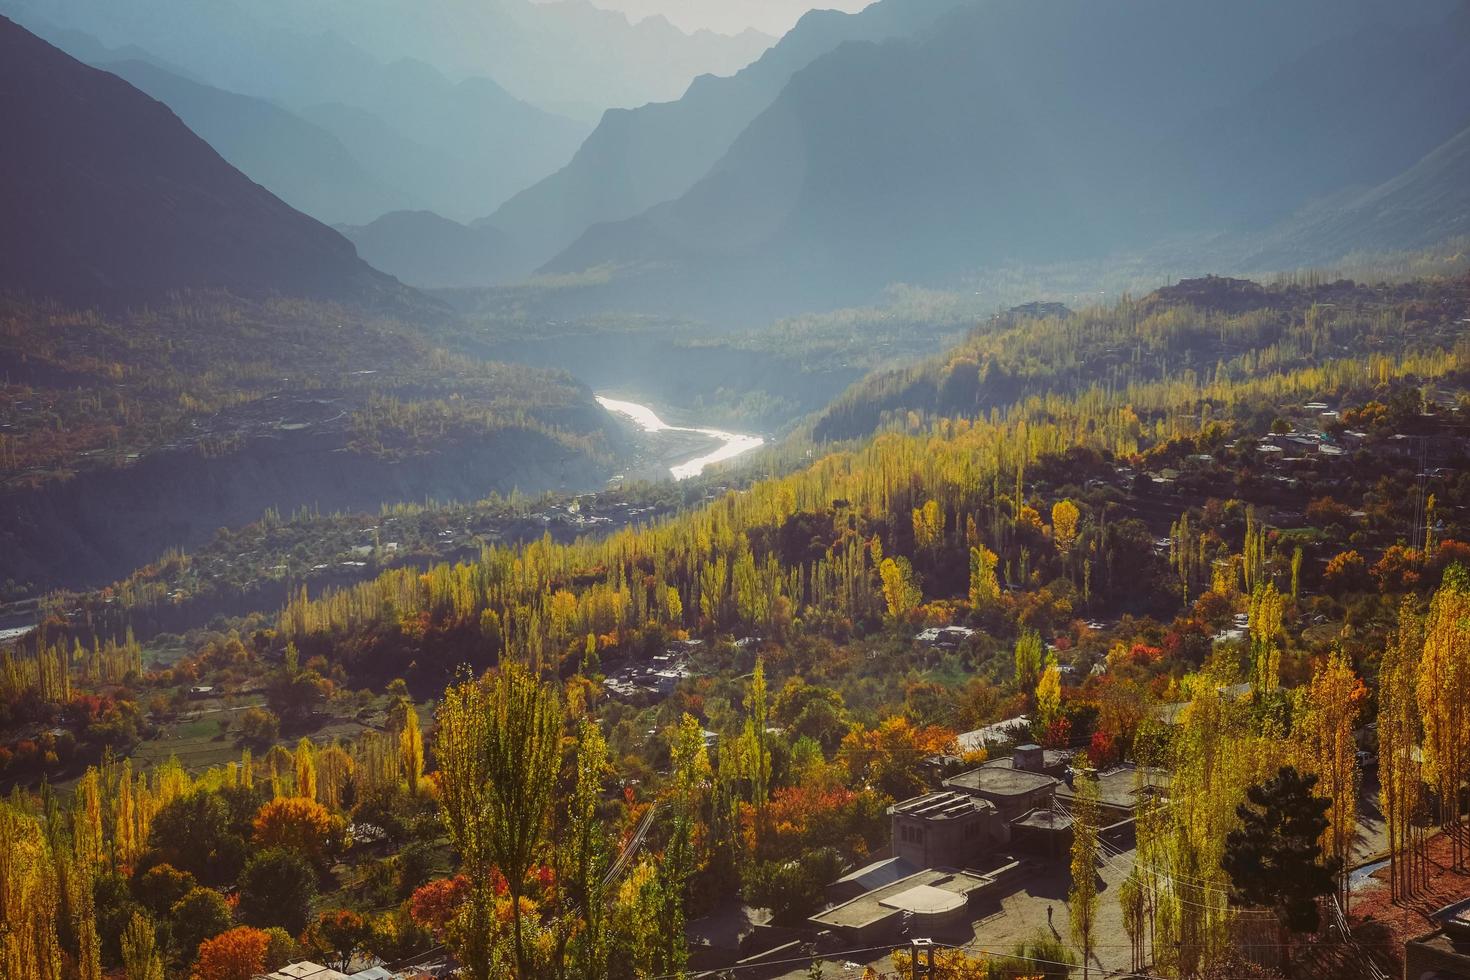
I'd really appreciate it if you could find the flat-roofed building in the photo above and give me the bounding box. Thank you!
[1405,898,1470,980]
[810,868,993,943]
[889,791,1006,867]
[944,766,1058,822]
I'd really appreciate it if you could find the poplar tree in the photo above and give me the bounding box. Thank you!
[1069,772,1100,980]
[436,661,562,979]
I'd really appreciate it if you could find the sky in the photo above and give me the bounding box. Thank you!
[581,0,871,38]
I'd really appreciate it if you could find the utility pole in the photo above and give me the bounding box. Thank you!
[910,938,936,980]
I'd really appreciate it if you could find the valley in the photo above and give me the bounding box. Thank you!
[1,4,1469,980]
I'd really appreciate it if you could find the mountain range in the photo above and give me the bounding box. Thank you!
[9,9,597,224]
[531,0,1470,319]
[0,16,396,301]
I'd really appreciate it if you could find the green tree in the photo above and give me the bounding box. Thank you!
[168,887,232,961]
[236,848,317,935]
[1222,767,1338,934]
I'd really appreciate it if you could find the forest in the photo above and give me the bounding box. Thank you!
[0,270,1467,978]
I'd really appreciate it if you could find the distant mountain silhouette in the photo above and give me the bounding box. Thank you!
[293,58,590,222]
[541,0,1470,320]
[1,1,595,222]
[0,17,397,301]
[96,59,414,225]
[340,212,516,289]
[0,0,771,128]
[483,0,973,279]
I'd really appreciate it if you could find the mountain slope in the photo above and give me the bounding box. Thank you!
[1,1,595,222]
[483,0,973,279]
[339,212,516,289]
[542,0,1470,319]
[1241,123,1470,268]
[0,16,395,301]
[99,59,414,225]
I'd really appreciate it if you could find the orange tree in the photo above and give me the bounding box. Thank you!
[838,717,955,800]
[252,796,340,867]
[193,926,270,980]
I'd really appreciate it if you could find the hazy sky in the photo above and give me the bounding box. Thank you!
[582,0,871,38]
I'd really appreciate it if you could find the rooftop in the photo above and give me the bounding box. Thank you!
[811,868,992,931]
[1013,807,1073,831]
[1057,764,1171,811]
[945,766,1057,799]
[890,791,993,822]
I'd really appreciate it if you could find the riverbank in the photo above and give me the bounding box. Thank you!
[597,395,765,480]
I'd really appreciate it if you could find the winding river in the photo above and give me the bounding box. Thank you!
[596,395,764,480]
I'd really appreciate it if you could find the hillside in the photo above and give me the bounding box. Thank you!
[1241,123,1470,269]
[98,59,413,225]
[542,0,1470,320]
[0,289,625,595]
[0,16,397,301]
[480,0,972,280]
[808,272,1470,442]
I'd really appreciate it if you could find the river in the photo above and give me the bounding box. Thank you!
[596,395,764,480]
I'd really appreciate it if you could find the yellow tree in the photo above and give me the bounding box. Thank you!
[913,499,942,552]
[1294,649,1366,910]
[121,912,165,980]
[0,803,63,980]
[1380,598,1425,898]
[878,557,920,618]
[968,544,1000,608]
[1417,566,1470,869]
[436,662,562,979]
[1052,498,1081,557]
[1069,771,1100,980]
[294,738,318,802]
[389,699,425,796]
[1036,660,1062,730]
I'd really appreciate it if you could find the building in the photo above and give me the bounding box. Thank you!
[943,749,1060,821]
[889,791,1007,867]
[810,868,994,943]
[1405,898,1470,980]
[257,963,406,980]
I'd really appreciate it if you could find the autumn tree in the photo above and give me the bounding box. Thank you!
[561,719,611,980]
[1379,597,1425,898]
[1417,565,1470,869]
[969,544,1000,608]
[436,661,562,979]
[193,926,270,980]
[878,557,921,618]
[304,909,371,970]
[1293,649,1365,910]
[1069,771,1100,980]
[120,912,164,980]
[251,796,338,867]
[838,717,954,800]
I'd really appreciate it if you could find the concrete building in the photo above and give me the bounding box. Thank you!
[944,762,1059,822]
[1405,898,1470,980]
[810,868,993,943]
[889,791,1007,867]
